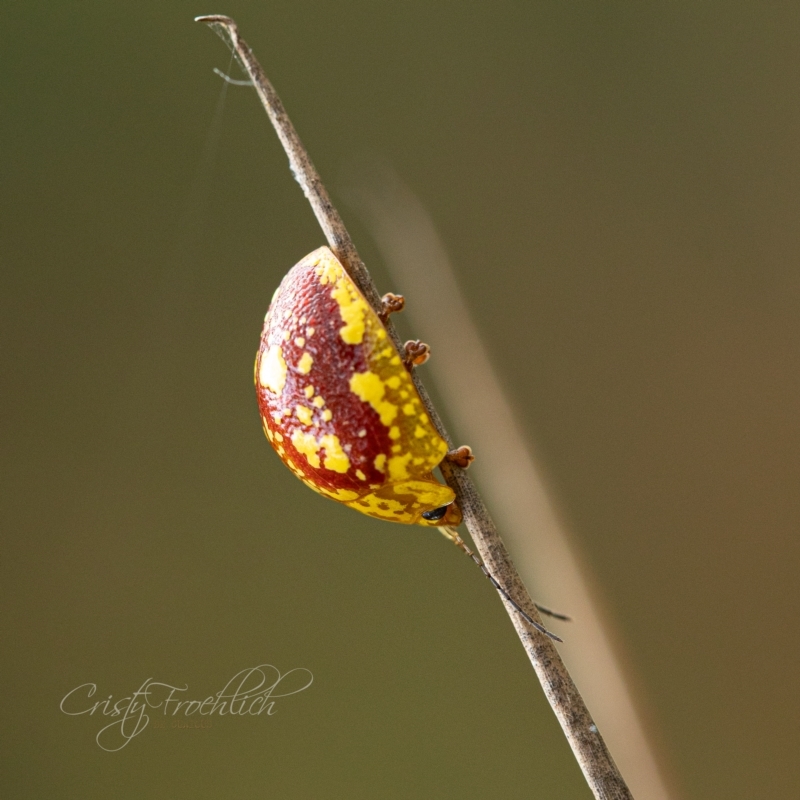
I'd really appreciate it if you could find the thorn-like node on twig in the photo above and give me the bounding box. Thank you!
[403,339,430,367]
[445,445,474,469]
[380,292,405,319]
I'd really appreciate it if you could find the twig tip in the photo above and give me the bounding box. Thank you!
[194,14,237,28]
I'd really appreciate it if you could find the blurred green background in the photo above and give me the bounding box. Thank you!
[3,2,799,798]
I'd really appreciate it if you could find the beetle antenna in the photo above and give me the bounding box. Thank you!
[439,526,565,641]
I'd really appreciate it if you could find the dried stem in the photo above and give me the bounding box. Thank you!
[196,15,633,799]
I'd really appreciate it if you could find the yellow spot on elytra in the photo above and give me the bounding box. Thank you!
[388,452,413,480]
[355,469,366,481]
[332,280,368,344]
[286,458,304,475]
[297,352,313,374]
[283,330,291,341]
[322,409,332,422]
[349,371,398,426]
[295,337,305,347]
[282,408,292,417]
[312,396,325,408]
[391,479,454,509]
[274,431,284,442]
[306,326,315,338]
[377,329,387,339]
[276,445,285,456]
[357,429,367,437]
[304,385,315,399]
[389,426,400,440]
[318,486,360,502]
[259,345,287,395]
[283,309,292,319]
[403,403,415,415]
[300,316,307,325]
[291,430,320,468]
[295,405,314,426]
[381,348,393,358]
[272,412,282,424]
[385,376,401,390]
[347,493,408,520]
[374,454,387,473]
[399,390,410,399]
[414,425,427,438]
[320,434,350,473]
[390,356,401,366]
[316,261,340,285]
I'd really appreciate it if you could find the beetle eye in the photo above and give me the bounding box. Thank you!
[421,505,449,521]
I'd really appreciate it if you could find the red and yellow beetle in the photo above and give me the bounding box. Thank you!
[255,246,464,527]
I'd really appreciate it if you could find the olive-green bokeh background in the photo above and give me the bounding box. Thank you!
[3,2,799,798]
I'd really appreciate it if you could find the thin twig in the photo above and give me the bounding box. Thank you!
[195,15,633,800]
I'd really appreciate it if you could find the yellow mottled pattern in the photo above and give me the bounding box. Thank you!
[315,259,340,286]
[307,255,451,484]
[295,405,314,426]
[259,344,287,395]
[291,430,321,469]
[314,251,369,345]
[347,494,408,520]
[331,280,368,345]
[344,480,455,524]
[317,486,360,502]
[349,371,398,427]
[297,352,313,374]
[320,434,350,473]
[388,452,413,480]
[392,480,453,508]
[265,247,456,527]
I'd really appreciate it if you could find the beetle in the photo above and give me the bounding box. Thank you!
[255,246,467,527]
[254,247,562,639]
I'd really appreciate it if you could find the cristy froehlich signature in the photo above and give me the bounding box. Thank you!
[59,664,313,751]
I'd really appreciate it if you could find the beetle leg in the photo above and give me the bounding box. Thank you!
[380,292,405,320]
[445,445,474,468]
[439,525,563,642]
[403,339,430,367]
